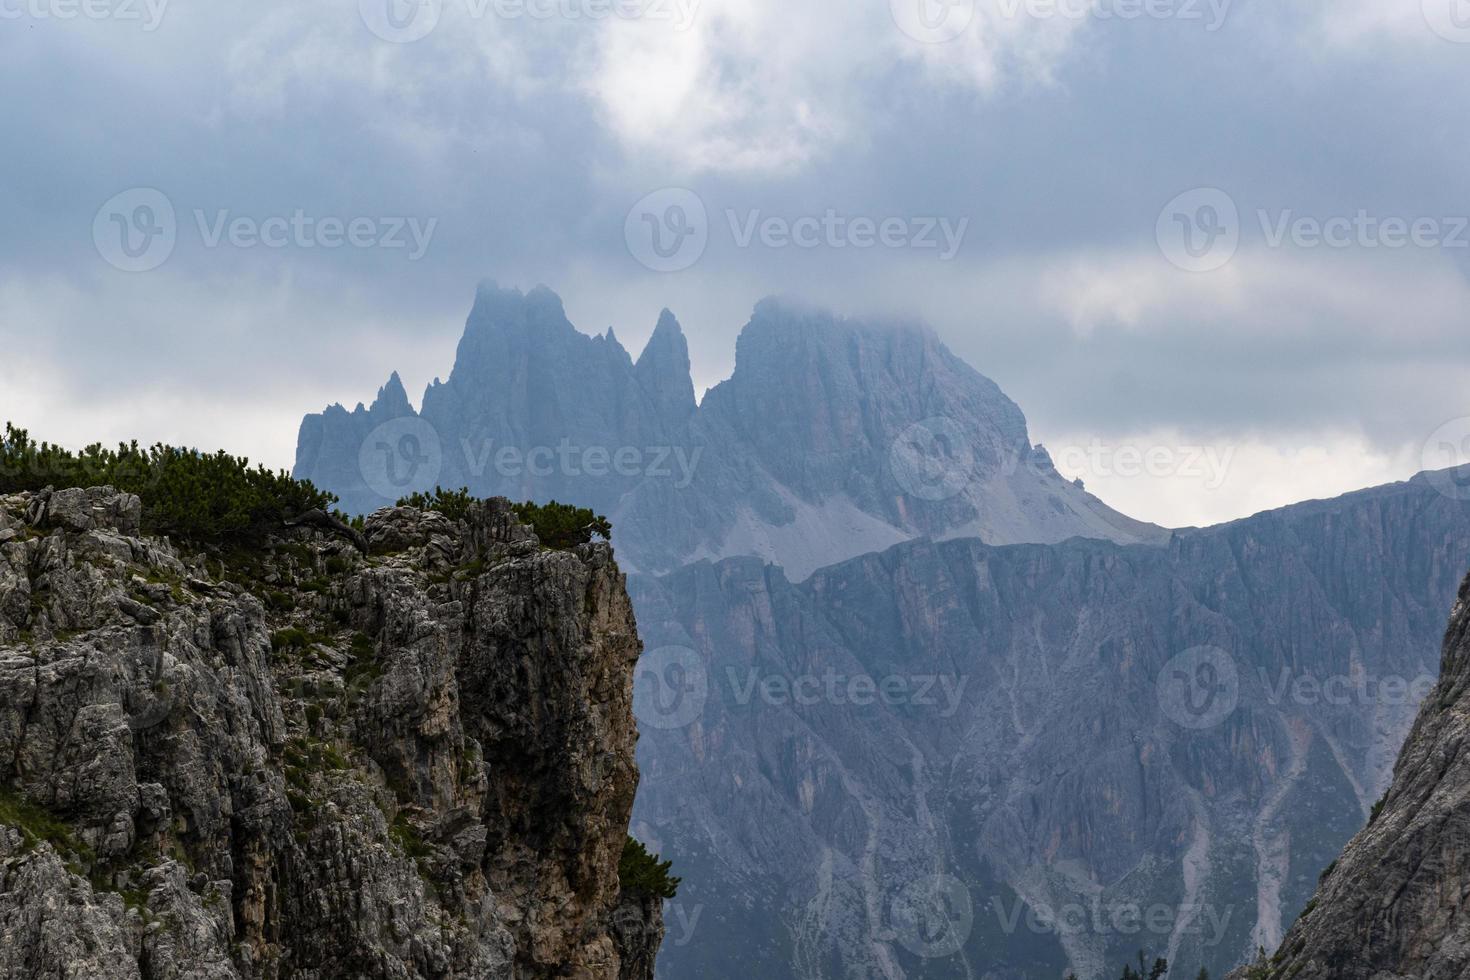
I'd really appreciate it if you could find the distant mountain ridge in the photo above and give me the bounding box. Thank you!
[292,280,1470,980]
[293,282,1166,579]
[628,468,1470,979]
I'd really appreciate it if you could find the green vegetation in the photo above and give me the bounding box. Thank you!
[0,790,92,867]
[396,487,612,550]
[1065,952,1170,980]
[1,423,338,548]
[618,836,680,900]
[511,500,611,549]
[270,628,334,656]
[390,812,433,861]
[396,486,476,522]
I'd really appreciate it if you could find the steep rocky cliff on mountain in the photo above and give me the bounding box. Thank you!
[1225,567,1470,980]
[293,283,1164,579]
[0,486,661,979]
[629,471,1470,980]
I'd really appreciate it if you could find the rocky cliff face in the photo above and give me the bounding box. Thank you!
[628,473,1470,979]
[1224,566,1470,980]
[0,486,661,979]
[293,283,1164,580]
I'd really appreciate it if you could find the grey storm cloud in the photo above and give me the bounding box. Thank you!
[2,0,1469,525]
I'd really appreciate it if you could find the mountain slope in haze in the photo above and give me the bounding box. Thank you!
[628,470,1470,979]
[293,283,1165,579]
[1225,563,1470,980]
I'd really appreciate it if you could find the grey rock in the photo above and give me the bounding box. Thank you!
[1225,570,1470,980]
[630,474,1470,979]
[0,489,661,979]
[293,284,1166,580]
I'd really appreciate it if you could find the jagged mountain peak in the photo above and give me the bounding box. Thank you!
[635,309,696,425]
[371,370,413,416]
[296,282,1165,577]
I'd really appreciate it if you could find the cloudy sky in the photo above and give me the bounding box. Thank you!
[3,0,1469,528]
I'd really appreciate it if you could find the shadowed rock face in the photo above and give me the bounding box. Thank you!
[628,475,1470,980]
[293,283,1165,580]
[1225,569,1470,980]
[0,488,659,979]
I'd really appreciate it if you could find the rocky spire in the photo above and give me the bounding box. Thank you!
[633,309,696,425]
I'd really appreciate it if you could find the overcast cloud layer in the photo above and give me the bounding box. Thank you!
[3,0,1469,527]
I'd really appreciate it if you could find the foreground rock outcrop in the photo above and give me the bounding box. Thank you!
[0,486,661,979]
[1227,568,1470,980]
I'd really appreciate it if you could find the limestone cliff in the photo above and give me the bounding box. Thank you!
[1227,567,1470,980]
[0,486,661,979]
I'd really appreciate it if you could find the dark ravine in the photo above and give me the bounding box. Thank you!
[0,486,662,978]
[1226,568,1470,980]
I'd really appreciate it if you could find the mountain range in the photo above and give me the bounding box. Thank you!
[294,283,1470,979]
[294,283,1164,581]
